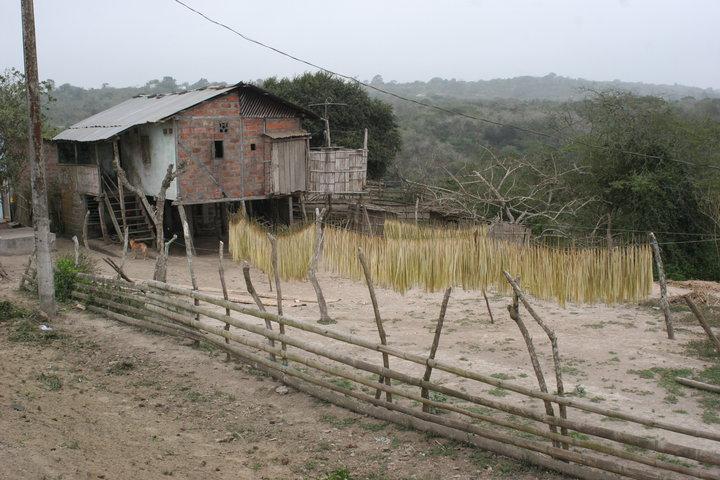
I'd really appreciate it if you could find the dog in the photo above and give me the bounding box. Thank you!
[129,239,149,260]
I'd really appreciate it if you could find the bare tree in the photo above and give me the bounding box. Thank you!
[112,142,181,281]
[405,152,593,233]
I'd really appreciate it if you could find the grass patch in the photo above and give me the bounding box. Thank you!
[321,469,352,480]
[8,319,61,343]
[487,387,509,397]
[0,300,31,320]
[490,372,515,380]
[320,414,358,429]
[37,373,62,391]
[686,339,720,361]
[329,378,355,391]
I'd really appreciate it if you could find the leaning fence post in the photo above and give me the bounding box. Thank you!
[242,261,276,362]
[504,271,569,449]
[309,207,333,324]
[218,241,232,360]
[358,247,391,402]
[649,232,674,340]
[482,289,495,324]
[268,233,287,363]
[506,276,562,449]
[421,287,452,413]
[684,295,720,354]
[178,204,201,338]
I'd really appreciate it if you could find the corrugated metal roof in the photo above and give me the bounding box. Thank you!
[54,86,234,142]
[263,130,311,139]
[53,83,319,143]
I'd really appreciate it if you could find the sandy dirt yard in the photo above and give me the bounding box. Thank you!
[1,237,719,480]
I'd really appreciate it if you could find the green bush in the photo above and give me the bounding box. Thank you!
[53,253,95,302]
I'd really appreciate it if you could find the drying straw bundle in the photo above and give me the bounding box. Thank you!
[228,217,653,305]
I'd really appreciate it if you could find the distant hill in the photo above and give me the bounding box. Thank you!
[367,73,720,102]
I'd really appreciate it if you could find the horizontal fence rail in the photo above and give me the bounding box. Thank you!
[71,272,720,480]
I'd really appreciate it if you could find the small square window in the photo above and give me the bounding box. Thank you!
[214,140,224,159]
[218,121,228,133]
[250,143,256,151]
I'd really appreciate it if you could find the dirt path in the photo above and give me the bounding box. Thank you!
[0,291,557,480]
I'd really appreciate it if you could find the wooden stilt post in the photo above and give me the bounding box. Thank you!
[649,232,674,340]
[97,197,109,242]
[362,205,373,236]
[242,261,276,361]
[421,287,452,412]
[414,196,419,225]
[506,277,561,448]
[288,196,294,226]
[299,194,308,223]
[268,233,287,362]
[357,247,391,402]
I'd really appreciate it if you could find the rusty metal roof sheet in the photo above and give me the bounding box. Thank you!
[54,83,319,142]
[263,130,311,139]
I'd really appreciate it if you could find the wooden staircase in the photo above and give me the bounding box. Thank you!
[101,175,156,245]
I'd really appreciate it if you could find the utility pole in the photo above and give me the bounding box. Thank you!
[308,98,347,148]
[21,0,56,316]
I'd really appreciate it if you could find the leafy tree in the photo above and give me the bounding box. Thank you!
[0,68,55,189]
[262,72,401,178]
[569,92,720,279]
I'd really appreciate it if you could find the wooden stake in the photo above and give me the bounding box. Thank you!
[82,210,90,250]
[414,196,419,225]
[154,234,177,283]
[102,257,132,283]
[268,233,287,361]
[72,235,80,266]
[482,289,494,324]
[362,205,373,236]
[358,247,391,402]
[684,295,720,354]
[506,277,561,448]
[309,207,333,324]
[178,204,199,322]
[218,240,232,360]
[649,232,674,340]
[421,287,452,412]
[242,261,276,361]
[504,271,569,449]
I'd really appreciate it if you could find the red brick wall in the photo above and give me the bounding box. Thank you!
[176,92,302,203]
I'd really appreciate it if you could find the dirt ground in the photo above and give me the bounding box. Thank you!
[1,237,719,479]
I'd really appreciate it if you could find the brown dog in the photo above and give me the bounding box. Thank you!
[129,239,148,260]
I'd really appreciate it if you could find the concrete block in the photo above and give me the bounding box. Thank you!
[0,227,56,256]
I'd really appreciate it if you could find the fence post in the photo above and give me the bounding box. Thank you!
[420,287,452,412]
[649,232,674,340]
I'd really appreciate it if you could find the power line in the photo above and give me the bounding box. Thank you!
[171,0,720,168]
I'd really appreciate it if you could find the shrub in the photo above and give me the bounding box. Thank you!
[53,253,95,302]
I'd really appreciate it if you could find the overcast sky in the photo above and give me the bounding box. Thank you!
[1,0,718,89]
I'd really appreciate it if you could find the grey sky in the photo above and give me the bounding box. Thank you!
[1,0,719,89]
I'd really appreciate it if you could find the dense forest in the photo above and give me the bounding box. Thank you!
[4,71,720,279]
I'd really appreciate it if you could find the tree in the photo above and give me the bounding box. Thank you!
[569,91,720,279]
[0,68,54,189]
[262,72,401,178]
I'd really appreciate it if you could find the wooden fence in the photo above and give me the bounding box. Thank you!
[66,272,720,480]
